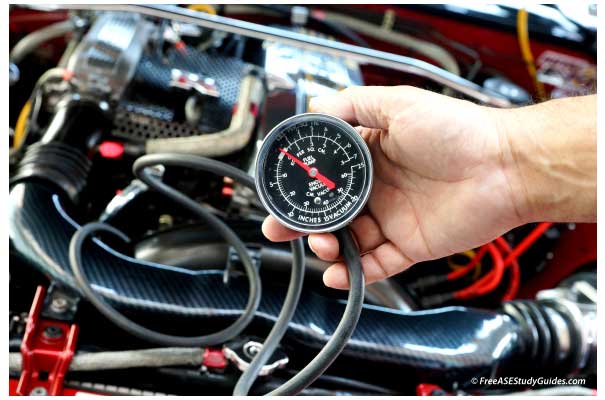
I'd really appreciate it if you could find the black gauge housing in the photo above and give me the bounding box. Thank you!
[255,113,373,233]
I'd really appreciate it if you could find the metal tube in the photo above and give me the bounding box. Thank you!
[51,4,510,107]
[10,19,76,64]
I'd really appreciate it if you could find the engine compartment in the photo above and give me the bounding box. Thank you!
[9,4,597,396]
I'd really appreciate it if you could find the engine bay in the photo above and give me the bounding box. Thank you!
[8,4,597,396]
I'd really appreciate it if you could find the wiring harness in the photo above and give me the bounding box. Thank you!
[415,222,553,307]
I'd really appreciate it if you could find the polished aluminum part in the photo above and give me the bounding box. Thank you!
[50,4,510,107]
[262,27,364,128]
[66,12,153,100]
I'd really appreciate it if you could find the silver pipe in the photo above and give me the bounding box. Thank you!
[10,19,76,64]
[52,4,510,107]
[318,10,460,76]
[10,348,203,372]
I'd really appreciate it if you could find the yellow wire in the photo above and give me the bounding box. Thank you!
[13,100,31,150]
[447,249,482,280]
[517,8,547,101]
[187,4,217,15]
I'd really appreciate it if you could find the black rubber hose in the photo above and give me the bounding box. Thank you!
[71,153,364,394]
[135,155,365,395]
[69,154,267,346]
[233,238,306,395]
[267,227,365,396]
[69,220,261,347]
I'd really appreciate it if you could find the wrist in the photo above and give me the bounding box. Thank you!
[489,96,596,223]
[489,106,535,225]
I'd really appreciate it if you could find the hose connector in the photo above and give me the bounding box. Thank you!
[502,277,596,377]
[11,142,92,203]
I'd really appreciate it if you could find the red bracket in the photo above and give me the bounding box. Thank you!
[416,383,448,396]
[202,348,227,370]
[16,286,79,396]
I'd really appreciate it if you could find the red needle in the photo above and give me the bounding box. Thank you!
[279,148,336,190]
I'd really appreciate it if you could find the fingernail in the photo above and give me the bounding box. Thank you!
[261,217,273,240]
[308,236,318,254]
[323,268,347,290]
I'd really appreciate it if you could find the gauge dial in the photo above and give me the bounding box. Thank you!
[255,113,373,233]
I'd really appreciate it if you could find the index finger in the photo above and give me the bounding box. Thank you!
[309,86,412,129]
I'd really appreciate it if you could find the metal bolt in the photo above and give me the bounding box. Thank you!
[158,214,174,230]
[43,325,64,339]
[50,297,69,314]
[243,341,263,358]
[30,387,48,396]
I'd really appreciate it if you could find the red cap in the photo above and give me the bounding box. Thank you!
[99,141,124,159]
[202,348,227,369]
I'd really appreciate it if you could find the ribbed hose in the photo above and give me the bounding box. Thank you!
[502,299,590,375]
[11,142,91,203]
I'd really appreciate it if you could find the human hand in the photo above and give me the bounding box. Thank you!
[262,86,532,289]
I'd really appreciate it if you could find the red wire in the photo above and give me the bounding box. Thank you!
[501,222,552,268]
[446,245,488,280]
[454,242,504,299]
[451,222,553,300]
[494,237,520,300]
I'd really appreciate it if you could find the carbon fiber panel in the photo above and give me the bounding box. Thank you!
[9,182,521,385]
[112,46,249,141]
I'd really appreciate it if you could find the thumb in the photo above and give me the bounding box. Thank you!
[309,86,412,130]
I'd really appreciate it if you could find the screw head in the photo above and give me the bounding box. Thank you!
[50,297,69,313]
[30,386,48,396]
[43,325,64,339]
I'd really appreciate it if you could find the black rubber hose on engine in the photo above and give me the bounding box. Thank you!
[133,154,365,395]
[233,227,364,396]
[267,228,364,395]
[69,153,299,347]
[232,237,306,395]
[70,220,263,347]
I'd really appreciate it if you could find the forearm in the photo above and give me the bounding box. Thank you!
[494,95,596,223]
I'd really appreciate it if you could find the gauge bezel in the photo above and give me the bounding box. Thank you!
[255,112,373,234]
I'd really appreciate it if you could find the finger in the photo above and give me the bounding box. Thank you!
[322,262,348,289]
[261,216,304,242]
[308,233,340,261]
[347,214,386,254]
[309,86,412,129]
[361,242,414,284]
[323,242,414,289]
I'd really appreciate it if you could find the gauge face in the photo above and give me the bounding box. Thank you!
[255,113,373,233]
